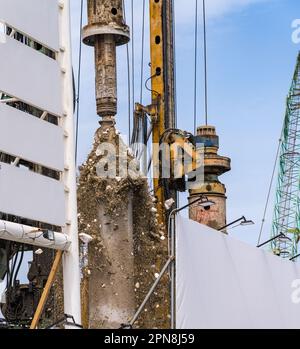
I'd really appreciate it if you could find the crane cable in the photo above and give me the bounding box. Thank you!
[194,0,208,132]
[130,0,147,156]
[138,0,147,157]
[203,0,208,125]
[123,1,132,141]
[13,244,24,286]
[172,0,178,128]
[193,0,198,134]
[257,137,282,246]
[75,0,84,164]
[131,0,135,139]
[140,0,146,105]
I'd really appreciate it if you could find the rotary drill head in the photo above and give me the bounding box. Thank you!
[83,0,130,126]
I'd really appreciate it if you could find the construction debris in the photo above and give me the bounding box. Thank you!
[77,128,170,329]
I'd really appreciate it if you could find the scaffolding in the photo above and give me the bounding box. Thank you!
[272,53,300,258]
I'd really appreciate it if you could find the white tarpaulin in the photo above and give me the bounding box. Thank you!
[176,215,300,329]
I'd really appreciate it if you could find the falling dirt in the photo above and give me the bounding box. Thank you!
[77,126,170,329]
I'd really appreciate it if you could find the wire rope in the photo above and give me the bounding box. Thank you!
[75,0,84,163]
[202,0,208,125]
[193,0,198,134]
[131,0,135,139]
[123,1,132,141]
[257,137,282,246]
[140,0,146,105]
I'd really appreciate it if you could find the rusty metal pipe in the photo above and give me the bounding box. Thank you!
[95,34,117,120]
[83,0,129,125]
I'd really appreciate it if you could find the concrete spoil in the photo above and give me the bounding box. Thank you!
[77,127,169,329]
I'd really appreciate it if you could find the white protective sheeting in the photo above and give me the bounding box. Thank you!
[0,0,59,51]
[176,215,300,329]
[0,163,65,226]
[0,103,64,171]
[0,0,81,323]
[0,220,71,251]
[0,36,62,116]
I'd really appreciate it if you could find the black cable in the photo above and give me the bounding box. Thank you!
[75,0,84,163]
[131,0,135,136]
[172,0,178,128]
[145,73,160,97]
[72,70,76,112]
[127,44,132,140]
[143,114,148,146]
[8,247,18,288]
[257,137,282,246]
[131,110,139,146]
[123,1,132,140]
[131,116,136,146]
[13,244,24,286]
[202,0,208,125]
[5,242,10,290]
[194,0,198,134]
[136,118,142,157]
[140,0,146,104]
[172,0,179,207]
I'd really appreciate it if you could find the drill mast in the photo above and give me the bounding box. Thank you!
[149,0,176,224]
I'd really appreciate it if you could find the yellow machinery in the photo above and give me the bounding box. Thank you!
[147,0,203,226]
[146,1,230,231]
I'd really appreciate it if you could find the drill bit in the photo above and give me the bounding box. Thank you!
[83,0,129,127]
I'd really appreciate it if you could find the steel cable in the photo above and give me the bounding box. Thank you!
[202,0,208,125]
[140,0,146,105]
[257,137,282,246]
[123,1,132,141]
[193,0,198,134]
[75,0,84,163]
[131,0,135,139]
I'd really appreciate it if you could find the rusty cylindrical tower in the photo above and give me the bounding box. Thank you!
[189,126,231,230]
[83,0,130,126]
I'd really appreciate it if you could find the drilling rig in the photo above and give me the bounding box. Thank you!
[78,0,231,328]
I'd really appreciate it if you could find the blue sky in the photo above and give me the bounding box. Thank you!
[70,0,300,246]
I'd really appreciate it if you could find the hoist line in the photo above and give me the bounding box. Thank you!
[123,0,132,140]
[193,0,198,134]
[172,0,178,128]
[140,0,146,104]
[75,0,84,163]
[202,0,208,125]
[257,137,282,246]
[131,0,135,129]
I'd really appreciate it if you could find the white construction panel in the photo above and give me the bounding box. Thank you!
[0,104,64,171]
[0,163,65,226]
[0,0,59,50]
[0,36,62,116]
[176,215,300,329]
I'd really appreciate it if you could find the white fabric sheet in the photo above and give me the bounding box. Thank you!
[176,215,300,329]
